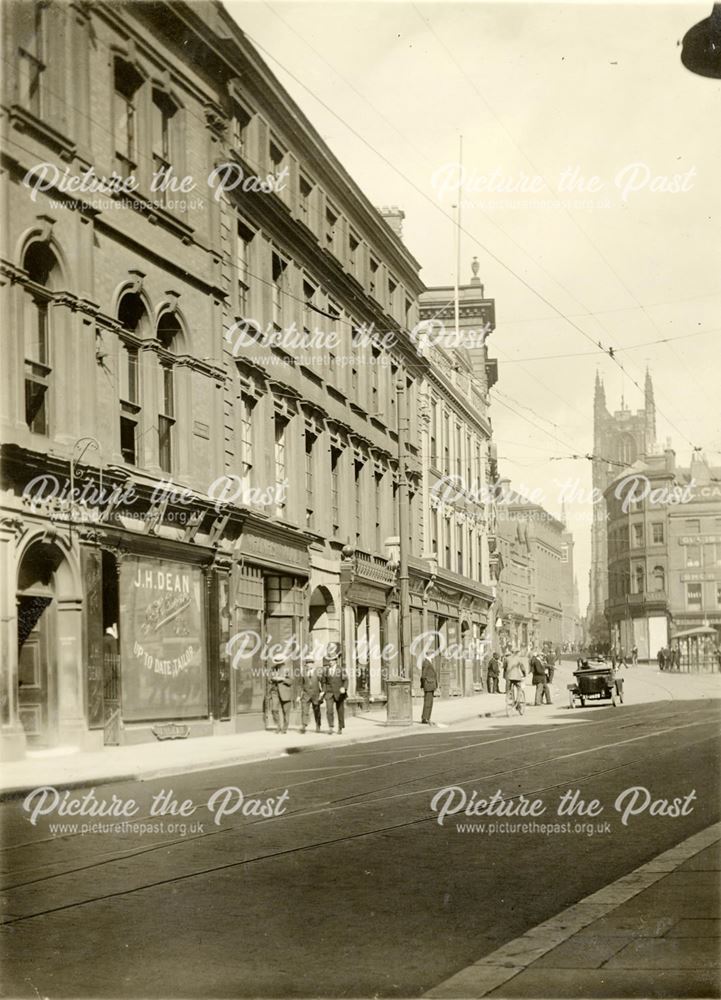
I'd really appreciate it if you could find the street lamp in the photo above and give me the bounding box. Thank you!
[69,436,102,539]
[681,4,721,78]
[386,375,413,725]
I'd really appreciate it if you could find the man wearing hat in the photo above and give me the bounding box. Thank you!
[269,652,293,734]
[321,641,348,735]
[299,654,324,734]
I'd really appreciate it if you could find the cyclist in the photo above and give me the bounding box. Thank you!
[504,646,528,711]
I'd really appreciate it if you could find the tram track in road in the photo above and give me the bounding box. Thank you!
[1,700,709,861]
[2,729,717,931]
[1,710,718,905]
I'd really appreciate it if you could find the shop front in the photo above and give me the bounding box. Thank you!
[230,520,311,732]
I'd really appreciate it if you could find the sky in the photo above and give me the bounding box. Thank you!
[226,0,721,611]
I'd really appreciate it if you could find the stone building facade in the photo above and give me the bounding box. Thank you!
[605,451,721,660]
[587,370,657,645]
[416,265,498,695]
[1,0,433,759]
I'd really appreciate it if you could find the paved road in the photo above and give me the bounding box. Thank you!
[1,697,719,998]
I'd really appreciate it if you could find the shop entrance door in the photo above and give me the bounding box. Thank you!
[17,595,53,745]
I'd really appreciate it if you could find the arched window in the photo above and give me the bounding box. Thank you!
[653,566,665,592]
[117,292,149,465]
[23,241,60,435]
[156,312,181,474]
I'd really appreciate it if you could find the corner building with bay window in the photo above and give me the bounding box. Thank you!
[0,0,436,759]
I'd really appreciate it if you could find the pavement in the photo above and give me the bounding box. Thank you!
[426,821,721,999]
[2,659,718,798]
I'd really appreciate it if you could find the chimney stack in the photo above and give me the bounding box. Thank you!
[378,206,405,240]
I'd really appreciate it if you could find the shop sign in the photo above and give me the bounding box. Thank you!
[240,530,309,571]
[120,556,208,721]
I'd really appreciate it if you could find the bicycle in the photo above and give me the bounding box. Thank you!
[505,680,526,717]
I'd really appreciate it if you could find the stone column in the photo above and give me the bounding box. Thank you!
[55,597,88,747]
[0,523,27,760]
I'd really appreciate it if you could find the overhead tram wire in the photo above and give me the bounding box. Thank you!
[408,5,709,445]
[241,30,702,453]
[6,45,707,451]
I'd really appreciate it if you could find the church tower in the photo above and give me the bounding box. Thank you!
[586,370,657,646]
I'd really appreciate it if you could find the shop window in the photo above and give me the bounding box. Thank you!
[686,583,702,611]
[113,58,143,177]
[23,241,59,436]
[17,2,45,118]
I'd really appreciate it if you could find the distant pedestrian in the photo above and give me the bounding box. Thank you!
[486,652,501,694]
[269,653,293,734]
[657,647,666,671]
[420,658,438,724]
[530,650,552,705]
[546,648,556,685]
[631,645,638,666]
[299,656,323,734]
[321,643,348,735]
[671,645,680,670]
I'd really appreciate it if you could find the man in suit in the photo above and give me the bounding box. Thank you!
[420,657,438,724]
[299,654,323,734]
[530,648,552,705]
[269,652,293,734]
[321,642,348,735]
[486,652,501,694]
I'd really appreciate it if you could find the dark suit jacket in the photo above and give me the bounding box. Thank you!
[301,667,323,704]
[420,660,438,691]
[530,655,547,685]
[270,664,293,702]
[321,662,348,699]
